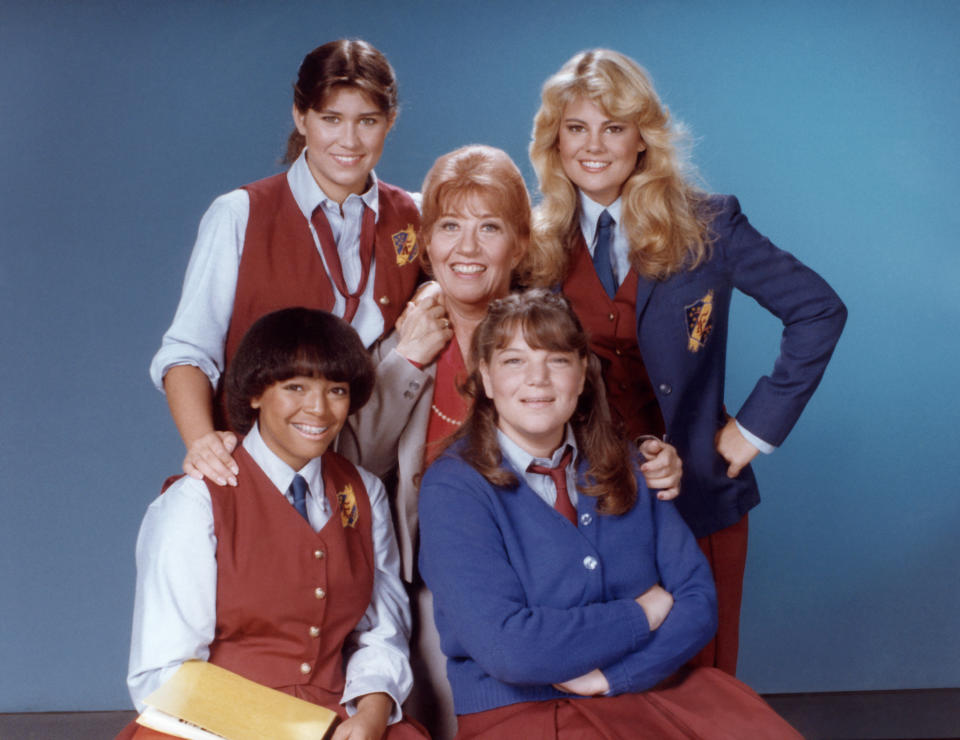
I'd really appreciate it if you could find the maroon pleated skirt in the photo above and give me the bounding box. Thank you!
[454,666,801,739]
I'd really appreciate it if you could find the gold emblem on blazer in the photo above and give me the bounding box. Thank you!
[337,484,359,528]
[392,224,418,266]
[685,290,714,352]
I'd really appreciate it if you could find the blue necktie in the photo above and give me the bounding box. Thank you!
[592,210,617,298]
[290,474,310,522]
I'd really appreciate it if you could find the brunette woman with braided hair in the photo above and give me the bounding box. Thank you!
[151,39,422,492]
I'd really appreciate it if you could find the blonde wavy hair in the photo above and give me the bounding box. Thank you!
[528,49,713,285]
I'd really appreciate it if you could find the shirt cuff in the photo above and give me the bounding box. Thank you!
[341,678,404,725]
[735,420,775,455]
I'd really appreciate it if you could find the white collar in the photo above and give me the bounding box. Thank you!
[242,422,324,498]
[286,149,381,222]
[578,191,622,248]
[496,425,579,476]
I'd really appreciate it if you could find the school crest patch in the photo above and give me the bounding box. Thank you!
[393,224,418,266]
[685,290,714,352]
[337,484,359,528]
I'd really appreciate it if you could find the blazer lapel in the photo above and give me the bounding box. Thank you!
[634,275,656,322]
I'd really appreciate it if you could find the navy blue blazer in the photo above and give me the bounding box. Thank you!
[636,195,846,537]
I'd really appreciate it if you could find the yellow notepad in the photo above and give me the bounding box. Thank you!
[136,660,338,740]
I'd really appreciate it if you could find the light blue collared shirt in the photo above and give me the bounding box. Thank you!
[497,426,581,508]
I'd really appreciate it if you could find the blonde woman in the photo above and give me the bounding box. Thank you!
[529,49,846,674]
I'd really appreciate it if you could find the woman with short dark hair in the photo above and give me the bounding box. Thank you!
[123,308,427,740]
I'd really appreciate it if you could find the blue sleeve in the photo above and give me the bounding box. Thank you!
[601,497,717,694]
[418,459,652,686]
[717,195,847,446]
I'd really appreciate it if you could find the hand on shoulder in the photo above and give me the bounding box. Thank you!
[395,282,452,366]
[183,431,239,487]
[638,438,682,501]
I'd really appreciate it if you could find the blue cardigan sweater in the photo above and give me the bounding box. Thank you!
[418,446,718,715]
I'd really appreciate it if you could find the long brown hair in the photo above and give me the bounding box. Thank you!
[528,49,714,286]
[452,289,636,515]
[283,39,398,164]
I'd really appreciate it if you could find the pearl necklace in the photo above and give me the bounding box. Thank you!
[431,403,463,426]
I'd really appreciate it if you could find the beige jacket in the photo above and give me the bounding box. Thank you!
[338,331,437,583]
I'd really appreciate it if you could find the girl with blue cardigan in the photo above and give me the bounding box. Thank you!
[417,290,799,738]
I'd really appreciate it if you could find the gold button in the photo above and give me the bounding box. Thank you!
[608,312,615,321]
[300,662,311,674]
[379,295,390,306]
[314,549,324,560]
[309,625,320,638]
[614,348,622,356]
[314,587,326,599]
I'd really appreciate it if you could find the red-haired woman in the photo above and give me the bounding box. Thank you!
[339,145,681,738]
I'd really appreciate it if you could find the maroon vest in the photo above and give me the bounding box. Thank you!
[206,446,374,702]
[223,174,421,371]
[562,233,665,442]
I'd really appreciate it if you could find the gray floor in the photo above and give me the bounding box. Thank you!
[0,710,135,740]
[1,690,958,739]
[764,688,960,740]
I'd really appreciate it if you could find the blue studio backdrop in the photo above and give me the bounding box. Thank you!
[1,0,958,711]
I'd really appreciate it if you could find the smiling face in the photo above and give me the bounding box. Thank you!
[251,375,351,471]
[556,95,645,206]
[427,191,523,314]
[479,328,587,458]
[293,86,395,204]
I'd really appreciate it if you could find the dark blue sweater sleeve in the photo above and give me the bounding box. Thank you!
[601,497,717,694]
[419,458,652,686]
